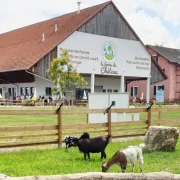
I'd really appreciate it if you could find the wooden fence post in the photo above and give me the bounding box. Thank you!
[104,102,114,136]
[147,103,152,129]
[107,108,112,136]
[57,103,63,148]
[157,109,162,126]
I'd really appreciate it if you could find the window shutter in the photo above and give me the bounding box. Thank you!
[154,86,156,95]
[131,87,133,96]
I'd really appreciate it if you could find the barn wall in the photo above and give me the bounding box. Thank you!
[34,48,57,79]
[78,4,138,41]
[33,4,139,79]
[32,3,166,86]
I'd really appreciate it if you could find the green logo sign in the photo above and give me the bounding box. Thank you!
[103,42,116,62]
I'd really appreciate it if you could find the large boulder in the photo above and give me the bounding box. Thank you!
[143,126,179,152]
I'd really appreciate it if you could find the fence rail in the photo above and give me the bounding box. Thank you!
[0,106,180,148]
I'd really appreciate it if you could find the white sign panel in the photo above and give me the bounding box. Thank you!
[88,93,139,123]
[156,89,164,103]
[57,31,151,77]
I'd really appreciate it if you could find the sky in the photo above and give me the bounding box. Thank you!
[0,0,180,49]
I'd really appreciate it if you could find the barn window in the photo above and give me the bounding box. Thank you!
[154,85,164,95]
[25,87,30,96]
[30,87,34,95]
[130,86,138,96]
[45,87,51,96]
[8,88,11,96]
[20,87,25,95]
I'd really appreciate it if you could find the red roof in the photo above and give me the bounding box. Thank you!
[0,1,110,72]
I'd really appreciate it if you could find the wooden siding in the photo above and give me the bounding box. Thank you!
[78,4,138,41]
[34,48,57,78]
[150,59,165,84]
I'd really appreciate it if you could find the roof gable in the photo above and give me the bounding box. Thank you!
[78,3,138,41]
[147,45,180,64]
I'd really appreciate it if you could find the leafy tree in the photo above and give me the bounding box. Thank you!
[47,49,88,100]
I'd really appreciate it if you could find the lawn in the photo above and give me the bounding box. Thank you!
[0,138,180,177]
[0,105,180,176]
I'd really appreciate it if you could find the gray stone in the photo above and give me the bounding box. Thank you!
[143,126,179,152]
[2,172,180,180]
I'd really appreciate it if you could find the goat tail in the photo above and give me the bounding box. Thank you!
[105,135,111,146]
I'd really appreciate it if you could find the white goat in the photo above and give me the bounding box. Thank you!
[102,145,144,173]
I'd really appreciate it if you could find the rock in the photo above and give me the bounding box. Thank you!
[143,126,179,152]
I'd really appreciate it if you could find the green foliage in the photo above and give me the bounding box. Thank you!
[47,49,88,96]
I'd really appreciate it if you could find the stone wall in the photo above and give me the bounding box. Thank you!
[1,172,180,180]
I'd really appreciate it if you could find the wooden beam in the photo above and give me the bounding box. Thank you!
[0,125,58,133]
[0,139,58,148]
[62,123,107,129]
[111,120,147,126]
[0,133,58,140]
[0,110,56,115]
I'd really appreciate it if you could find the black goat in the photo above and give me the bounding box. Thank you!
[74,135,111,160]
[64,132,90,152]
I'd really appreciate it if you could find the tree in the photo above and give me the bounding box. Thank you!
[47,49,88,100]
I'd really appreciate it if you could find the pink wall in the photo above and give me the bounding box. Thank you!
[176,66,180,99]
[127,47,177,102]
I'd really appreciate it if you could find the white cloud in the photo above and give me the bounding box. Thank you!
[0,0,180,48]
[113,0,180,48]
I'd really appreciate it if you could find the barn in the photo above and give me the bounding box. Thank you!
[0,1,166,102]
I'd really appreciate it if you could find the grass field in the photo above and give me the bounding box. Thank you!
[0,138,180,176]
[0,106,180,176]
[1,105,180,125]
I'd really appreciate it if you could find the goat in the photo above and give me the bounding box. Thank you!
[64,132,90,152]
[74,135,111,160]
[102,145,144,173]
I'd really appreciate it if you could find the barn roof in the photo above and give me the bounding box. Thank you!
[0,1,114,72]
[0,0,167,83]
[147,45,180,64]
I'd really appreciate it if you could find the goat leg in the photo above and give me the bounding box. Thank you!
[87,153,90,159]
[103,151,106,159]
[101,151,106,159]
[121,165,126,173]
[132,163,135,173]
[65,145,68,152]
[84,153,87,160]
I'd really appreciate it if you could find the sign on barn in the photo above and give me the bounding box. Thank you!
[58,31,151,77]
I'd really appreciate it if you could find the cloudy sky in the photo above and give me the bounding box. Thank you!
[1,0,180,48]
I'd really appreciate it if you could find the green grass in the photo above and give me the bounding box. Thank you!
[0,106,180,176]
[0,138,180,176]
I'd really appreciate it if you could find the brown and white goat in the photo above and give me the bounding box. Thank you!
[102,145,144,173]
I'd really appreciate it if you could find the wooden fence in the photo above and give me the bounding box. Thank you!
[0,106,180,148]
